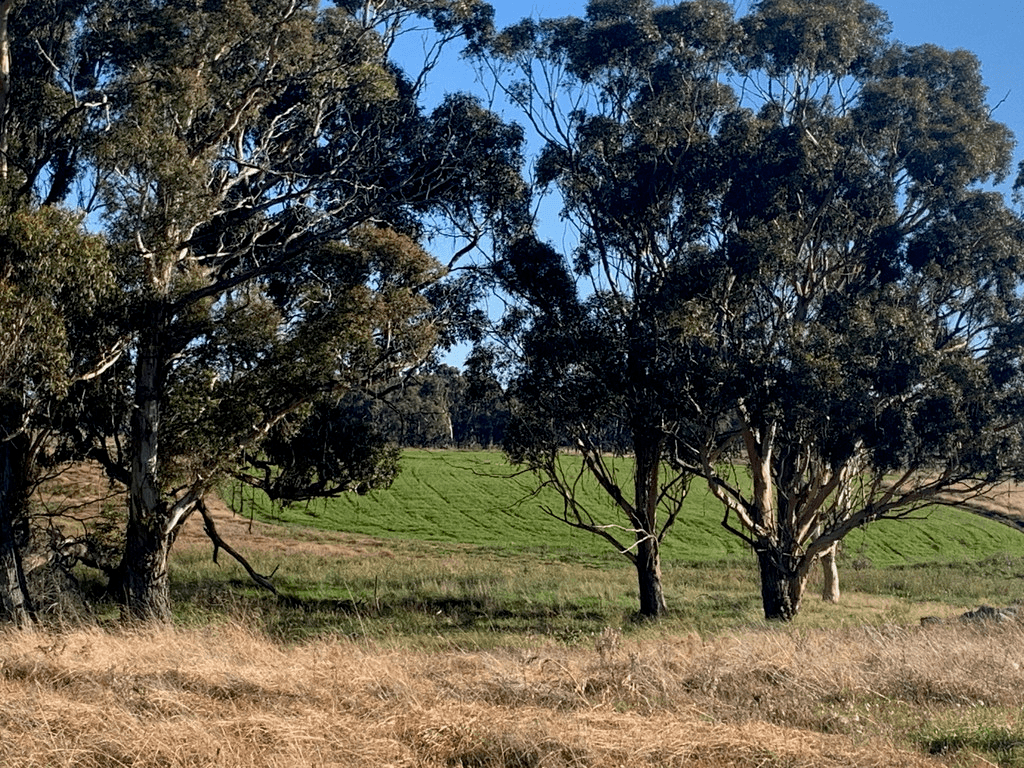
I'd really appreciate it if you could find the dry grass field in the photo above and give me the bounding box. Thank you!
[20,460,1024,766]
[2,617,1023,767]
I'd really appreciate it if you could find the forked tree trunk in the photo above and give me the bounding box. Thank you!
[0,435,32,626]
[757,548,806,621]
[821,543,840,603]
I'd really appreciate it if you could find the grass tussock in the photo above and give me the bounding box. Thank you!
[4,618,1024,766]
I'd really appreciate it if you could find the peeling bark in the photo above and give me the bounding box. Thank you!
[821,543,840,603]
[0,0,14,182]
[118,314,175,621]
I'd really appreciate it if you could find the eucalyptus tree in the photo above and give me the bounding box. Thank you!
[480,0,1024,621]
[479,0,739,617]
[0,0,122,625]
[672,0,1024,621]
[71,0,524,620]
[0,0,95,202]
[0,205,114,625]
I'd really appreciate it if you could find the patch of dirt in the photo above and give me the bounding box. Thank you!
[35,461,397,562]
[937,481,1024,533]
[179,491,398,561]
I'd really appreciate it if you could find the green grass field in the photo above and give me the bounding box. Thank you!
[228,449,1024,569]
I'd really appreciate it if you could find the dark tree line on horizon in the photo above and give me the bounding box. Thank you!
[353,363,510,451]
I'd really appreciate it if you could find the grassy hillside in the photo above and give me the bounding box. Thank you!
[228,449,1024,568]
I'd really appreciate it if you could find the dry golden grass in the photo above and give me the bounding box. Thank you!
[3,617,1022,767]
[24,460,1024,765]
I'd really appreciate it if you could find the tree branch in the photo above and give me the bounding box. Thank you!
[196,498,279,596]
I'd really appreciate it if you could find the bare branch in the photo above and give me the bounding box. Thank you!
[196,498,279,596]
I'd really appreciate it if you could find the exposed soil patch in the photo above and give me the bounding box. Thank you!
[34,461,398,562]
[179,494,399,561]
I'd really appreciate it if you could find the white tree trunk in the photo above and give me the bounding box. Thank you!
[821,542,840,603]
[0,0,14,181]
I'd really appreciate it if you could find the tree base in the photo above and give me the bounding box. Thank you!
[757,549,805,621]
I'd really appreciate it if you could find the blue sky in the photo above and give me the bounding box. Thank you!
[870,0,1023,182]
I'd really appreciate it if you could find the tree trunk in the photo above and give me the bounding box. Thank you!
[118,317,174,621]
[635,534,666,617]
[120,512,172,621]
[633,431,667,618]
[0,0,14,182]
[0,434,32,626]
[821,543,840,603]
[757,548,805,621]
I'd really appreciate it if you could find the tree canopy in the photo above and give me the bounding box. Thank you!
[0,0,524,622]
[476,0,1024,620]
[2,0,1023,627]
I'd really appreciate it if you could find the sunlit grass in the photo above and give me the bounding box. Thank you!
[161,525,1024,649]
[8,606,1024,766]
[44,447,1024,768]
[228,450,1024,570]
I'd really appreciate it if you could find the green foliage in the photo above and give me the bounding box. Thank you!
[478,1,759,618]
[740,0,890,77]
[697,0,1024,618]
[73,0,524,498]
[477,0,1024,620]
[2,0,94,204]
[0,193,118,623]
[258,397,402,500]
[0,0,526,619]
[0,203,113,402]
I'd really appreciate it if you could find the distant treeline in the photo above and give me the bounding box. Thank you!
[363,364,510,449]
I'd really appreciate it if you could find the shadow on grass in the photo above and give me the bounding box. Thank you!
[280,593,604,623]
[167,579,623,644]
[917,722,1024,767]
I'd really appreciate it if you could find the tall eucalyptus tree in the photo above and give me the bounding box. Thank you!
[72,0,524,620]
[479,0,740,617]
[681,0,1024,620]
[479,0,1024,620]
